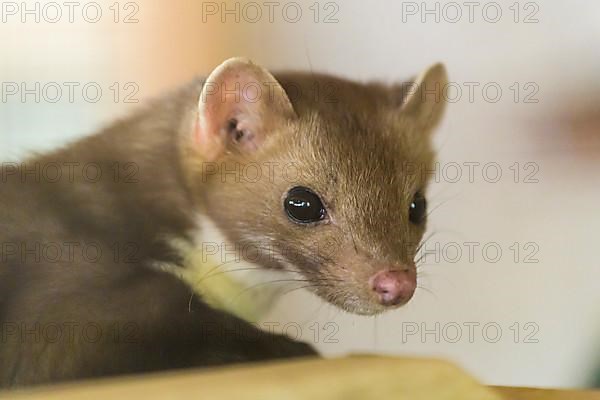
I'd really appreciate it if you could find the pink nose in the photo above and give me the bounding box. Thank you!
[370,269,416,306]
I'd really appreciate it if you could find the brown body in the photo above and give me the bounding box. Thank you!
[0,59,447,387]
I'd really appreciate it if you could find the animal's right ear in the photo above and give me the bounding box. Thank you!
[193,57,296,161]
[399,63,448,133]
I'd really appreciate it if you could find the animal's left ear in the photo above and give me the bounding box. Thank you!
[399,63,448,133]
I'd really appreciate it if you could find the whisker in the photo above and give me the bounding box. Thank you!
[426,197,452,218]
[417,285,437,300]
[197,258,243,281]
[188,292,194,313]
[280,283,333,297]
[194,266,264,284]
[231,278,326,302]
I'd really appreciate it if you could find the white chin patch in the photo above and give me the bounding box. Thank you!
[154,213,298,322]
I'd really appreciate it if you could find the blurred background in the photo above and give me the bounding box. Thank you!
[1,0,600,388]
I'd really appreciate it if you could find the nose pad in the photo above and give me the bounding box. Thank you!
[370,269,416,306]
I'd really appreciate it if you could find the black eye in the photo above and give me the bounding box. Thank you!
[284,186,326,224]
[409,191,427,225]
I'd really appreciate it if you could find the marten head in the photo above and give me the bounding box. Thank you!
[181,58,447,315]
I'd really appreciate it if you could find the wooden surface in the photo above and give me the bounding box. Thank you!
[495,386,600,399]
[3,356,599,400]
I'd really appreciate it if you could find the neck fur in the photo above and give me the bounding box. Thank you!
[156,213,295,322]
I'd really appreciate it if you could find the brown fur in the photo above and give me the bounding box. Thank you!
[0,61,446,387]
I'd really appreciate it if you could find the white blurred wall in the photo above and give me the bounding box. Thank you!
[1,0,600,388]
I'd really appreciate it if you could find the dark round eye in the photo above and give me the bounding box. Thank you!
[284,186,326,224]
[409,191,427,225]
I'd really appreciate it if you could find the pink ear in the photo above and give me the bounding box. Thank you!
[195,58,296,161]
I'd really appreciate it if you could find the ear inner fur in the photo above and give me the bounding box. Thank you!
[195,57,297,161]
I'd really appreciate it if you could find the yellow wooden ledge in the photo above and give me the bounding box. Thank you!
[494,386,600,400]
[4,356,600,400]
